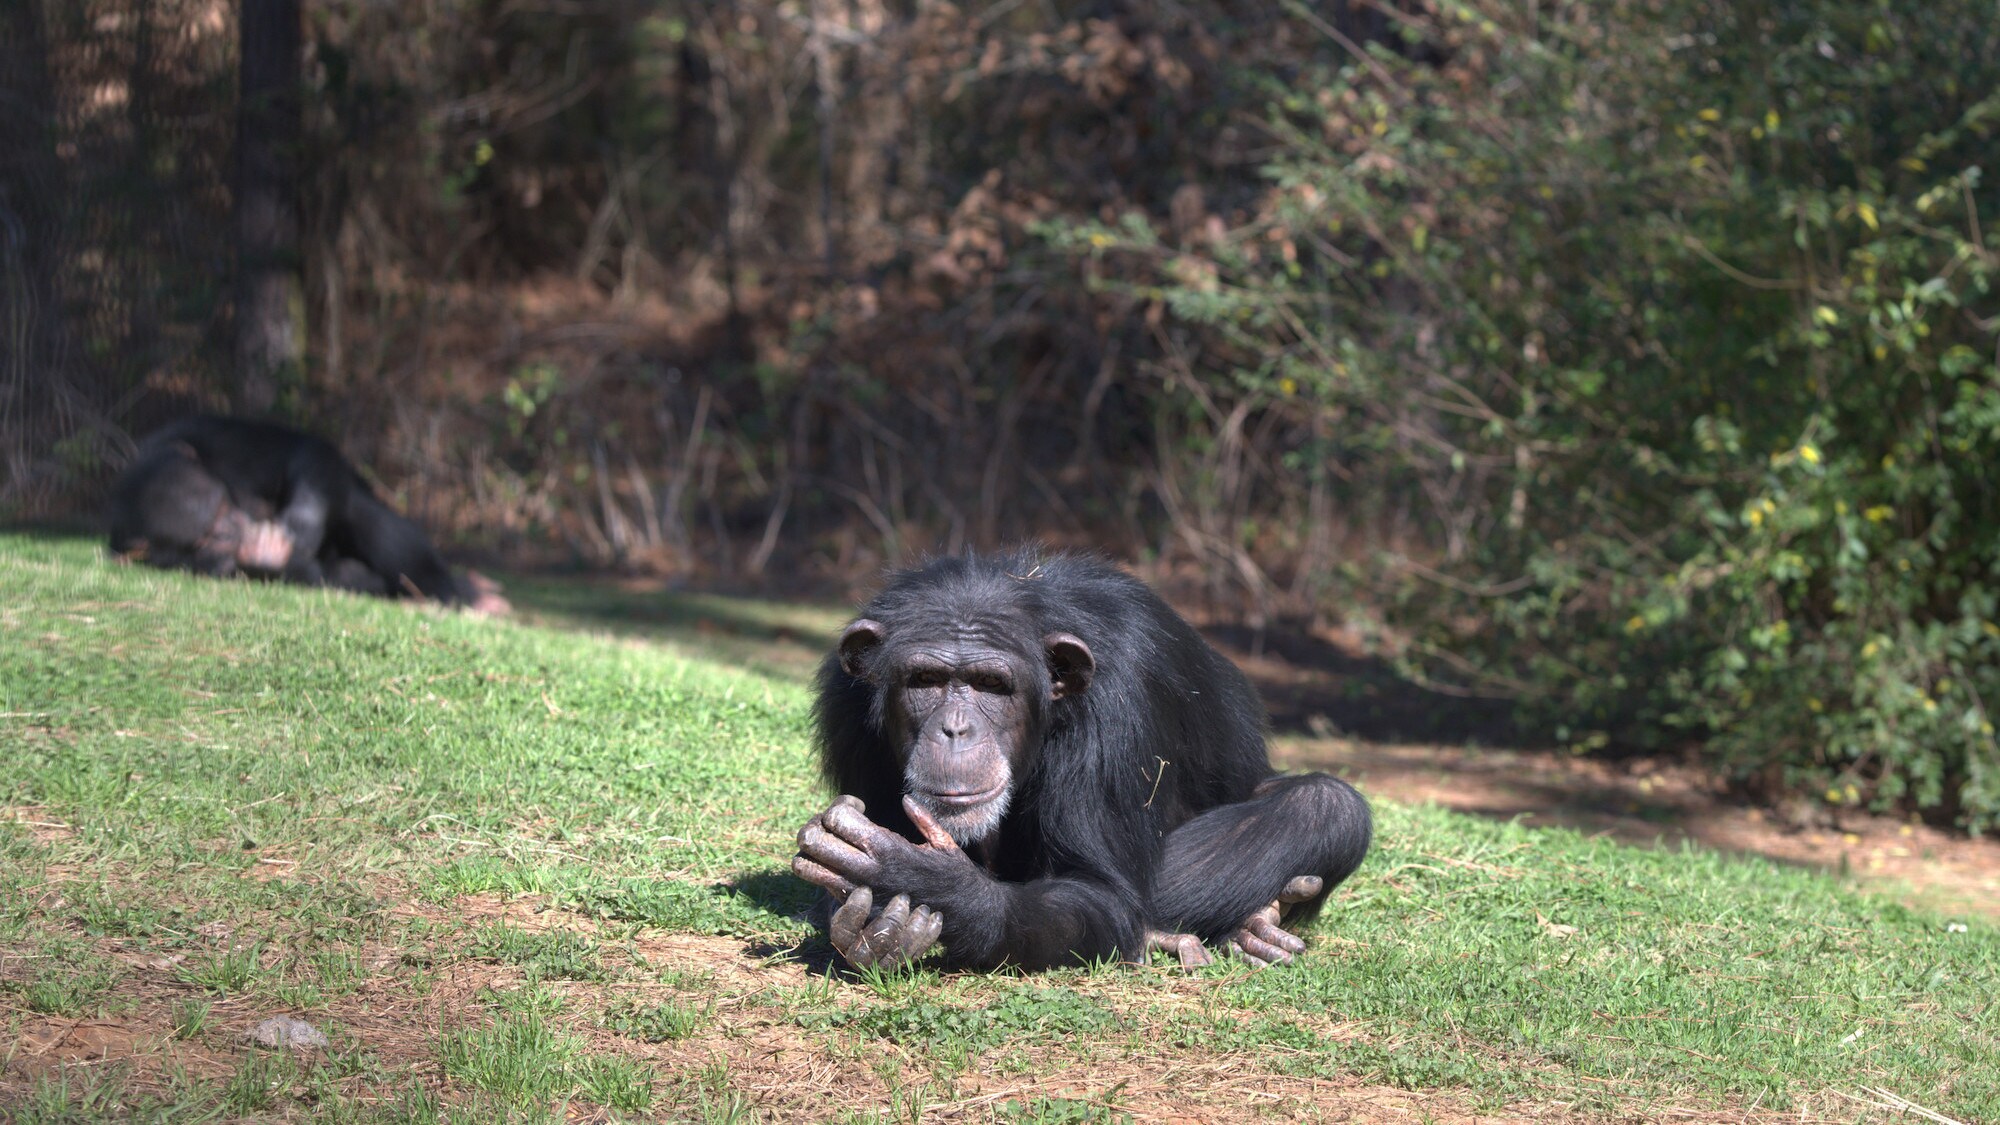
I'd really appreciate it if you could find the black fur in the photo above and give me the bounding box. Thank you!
[107,414,477,605]
[813,549,1372,970]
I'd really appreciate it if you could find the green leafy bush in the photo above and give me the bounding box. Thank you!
[1080,1,2000,828]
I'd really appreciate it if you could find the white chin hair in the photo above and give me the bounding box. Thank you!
[918,788,1011,846]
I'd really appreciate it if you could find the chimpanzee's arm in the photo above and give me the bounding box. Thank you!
[274,441,351,565]
[339,490,470,603]
[795,796,1143,970]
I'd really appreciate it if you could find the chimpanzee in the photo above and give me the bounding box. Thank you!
[106,414,507,613]
[793,551,1371,972]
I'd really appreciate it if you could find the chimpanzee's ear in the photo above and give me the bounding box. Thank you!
[1044,632,1094,700]
[838,619,887,679]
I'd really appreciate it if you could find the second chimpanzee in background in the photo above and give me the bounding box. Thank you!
[794,550,1371,971]
[107,414,506,613]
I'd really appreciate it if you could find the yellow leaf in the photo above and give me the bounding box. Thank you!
[1625,615,1647,634]
[1536,912,1579,939]
[1698,107,1721,122]
[1799,443,1821,464]
[1864,505,1894,522]
[1813,306,1840,326]
[1765,109,1781,130]
[1857,202,1878,230]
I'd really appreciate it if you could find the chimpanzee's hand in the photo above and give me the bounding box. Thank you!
[793,795,870,896]
[792,795,974,899]
[826,887,944,970]
[236,520,295,572]
[1226,875,1322,966]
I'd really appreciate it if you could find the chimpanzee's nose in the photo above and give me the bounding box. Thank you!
[940,705,973,742]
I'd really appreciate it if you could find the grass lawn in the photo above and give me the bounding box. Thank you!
[0,533,1993,1124]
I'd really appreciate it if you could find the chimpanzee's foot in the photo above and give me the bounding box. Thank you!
[1226,875,1323,967]
[466,570,512,616]
[1144,928,1213,968]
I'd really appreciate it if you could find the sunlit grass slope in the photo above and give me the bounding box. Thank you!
[0,534,1993,1122]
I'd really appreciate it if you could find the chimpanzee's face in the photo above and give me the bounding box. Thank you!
[838,620,1092,844]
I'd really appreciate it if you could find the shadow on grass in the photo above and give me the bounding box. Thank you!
[498,572,847,683]
[1202,622,1524,747]
[729,869,852,976]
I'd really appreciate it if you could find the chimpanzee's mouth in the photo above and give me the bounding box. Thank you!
[924,783,1006,810]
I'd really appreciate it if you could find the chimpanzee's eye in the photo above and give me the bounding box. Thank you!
[907,669,948,689]
[971,673,1011,694]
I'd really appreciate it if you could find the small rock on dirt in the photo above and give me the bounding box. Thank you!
[244,1016,329,1050]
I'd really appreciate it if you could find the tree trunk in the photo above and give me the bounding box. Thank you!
[234,0,303,417]
[0,0,107,509]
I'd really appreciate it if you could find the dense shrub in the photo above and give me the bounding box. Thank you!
[1088,0,2000,828]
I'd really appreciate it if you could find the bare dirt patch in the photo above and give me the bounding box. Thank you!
[0,805,75,845]
[1,890,1940,1123]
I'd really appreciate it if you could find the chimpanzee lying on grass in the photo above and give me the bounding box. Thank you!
[795,550,1371,971]
[107,414,507,613]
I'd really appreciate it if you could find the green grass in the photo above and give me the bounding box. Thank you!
[1,532,1995,1122]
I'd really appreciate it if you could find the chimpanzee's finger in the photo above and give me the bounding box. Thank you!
[902,796,961,851]
[864,893,914,955]
[796,809,833,849]
[791,855,857,897]
[829,887,874,959]
[1277,875,1323,904]
[906,905,944,959]
[794,796,865,847]
[823,800,897,851]
[797,821,878,883]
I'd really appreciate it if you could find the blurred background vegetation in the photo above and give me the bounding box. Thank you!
[4,0,1998,831]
